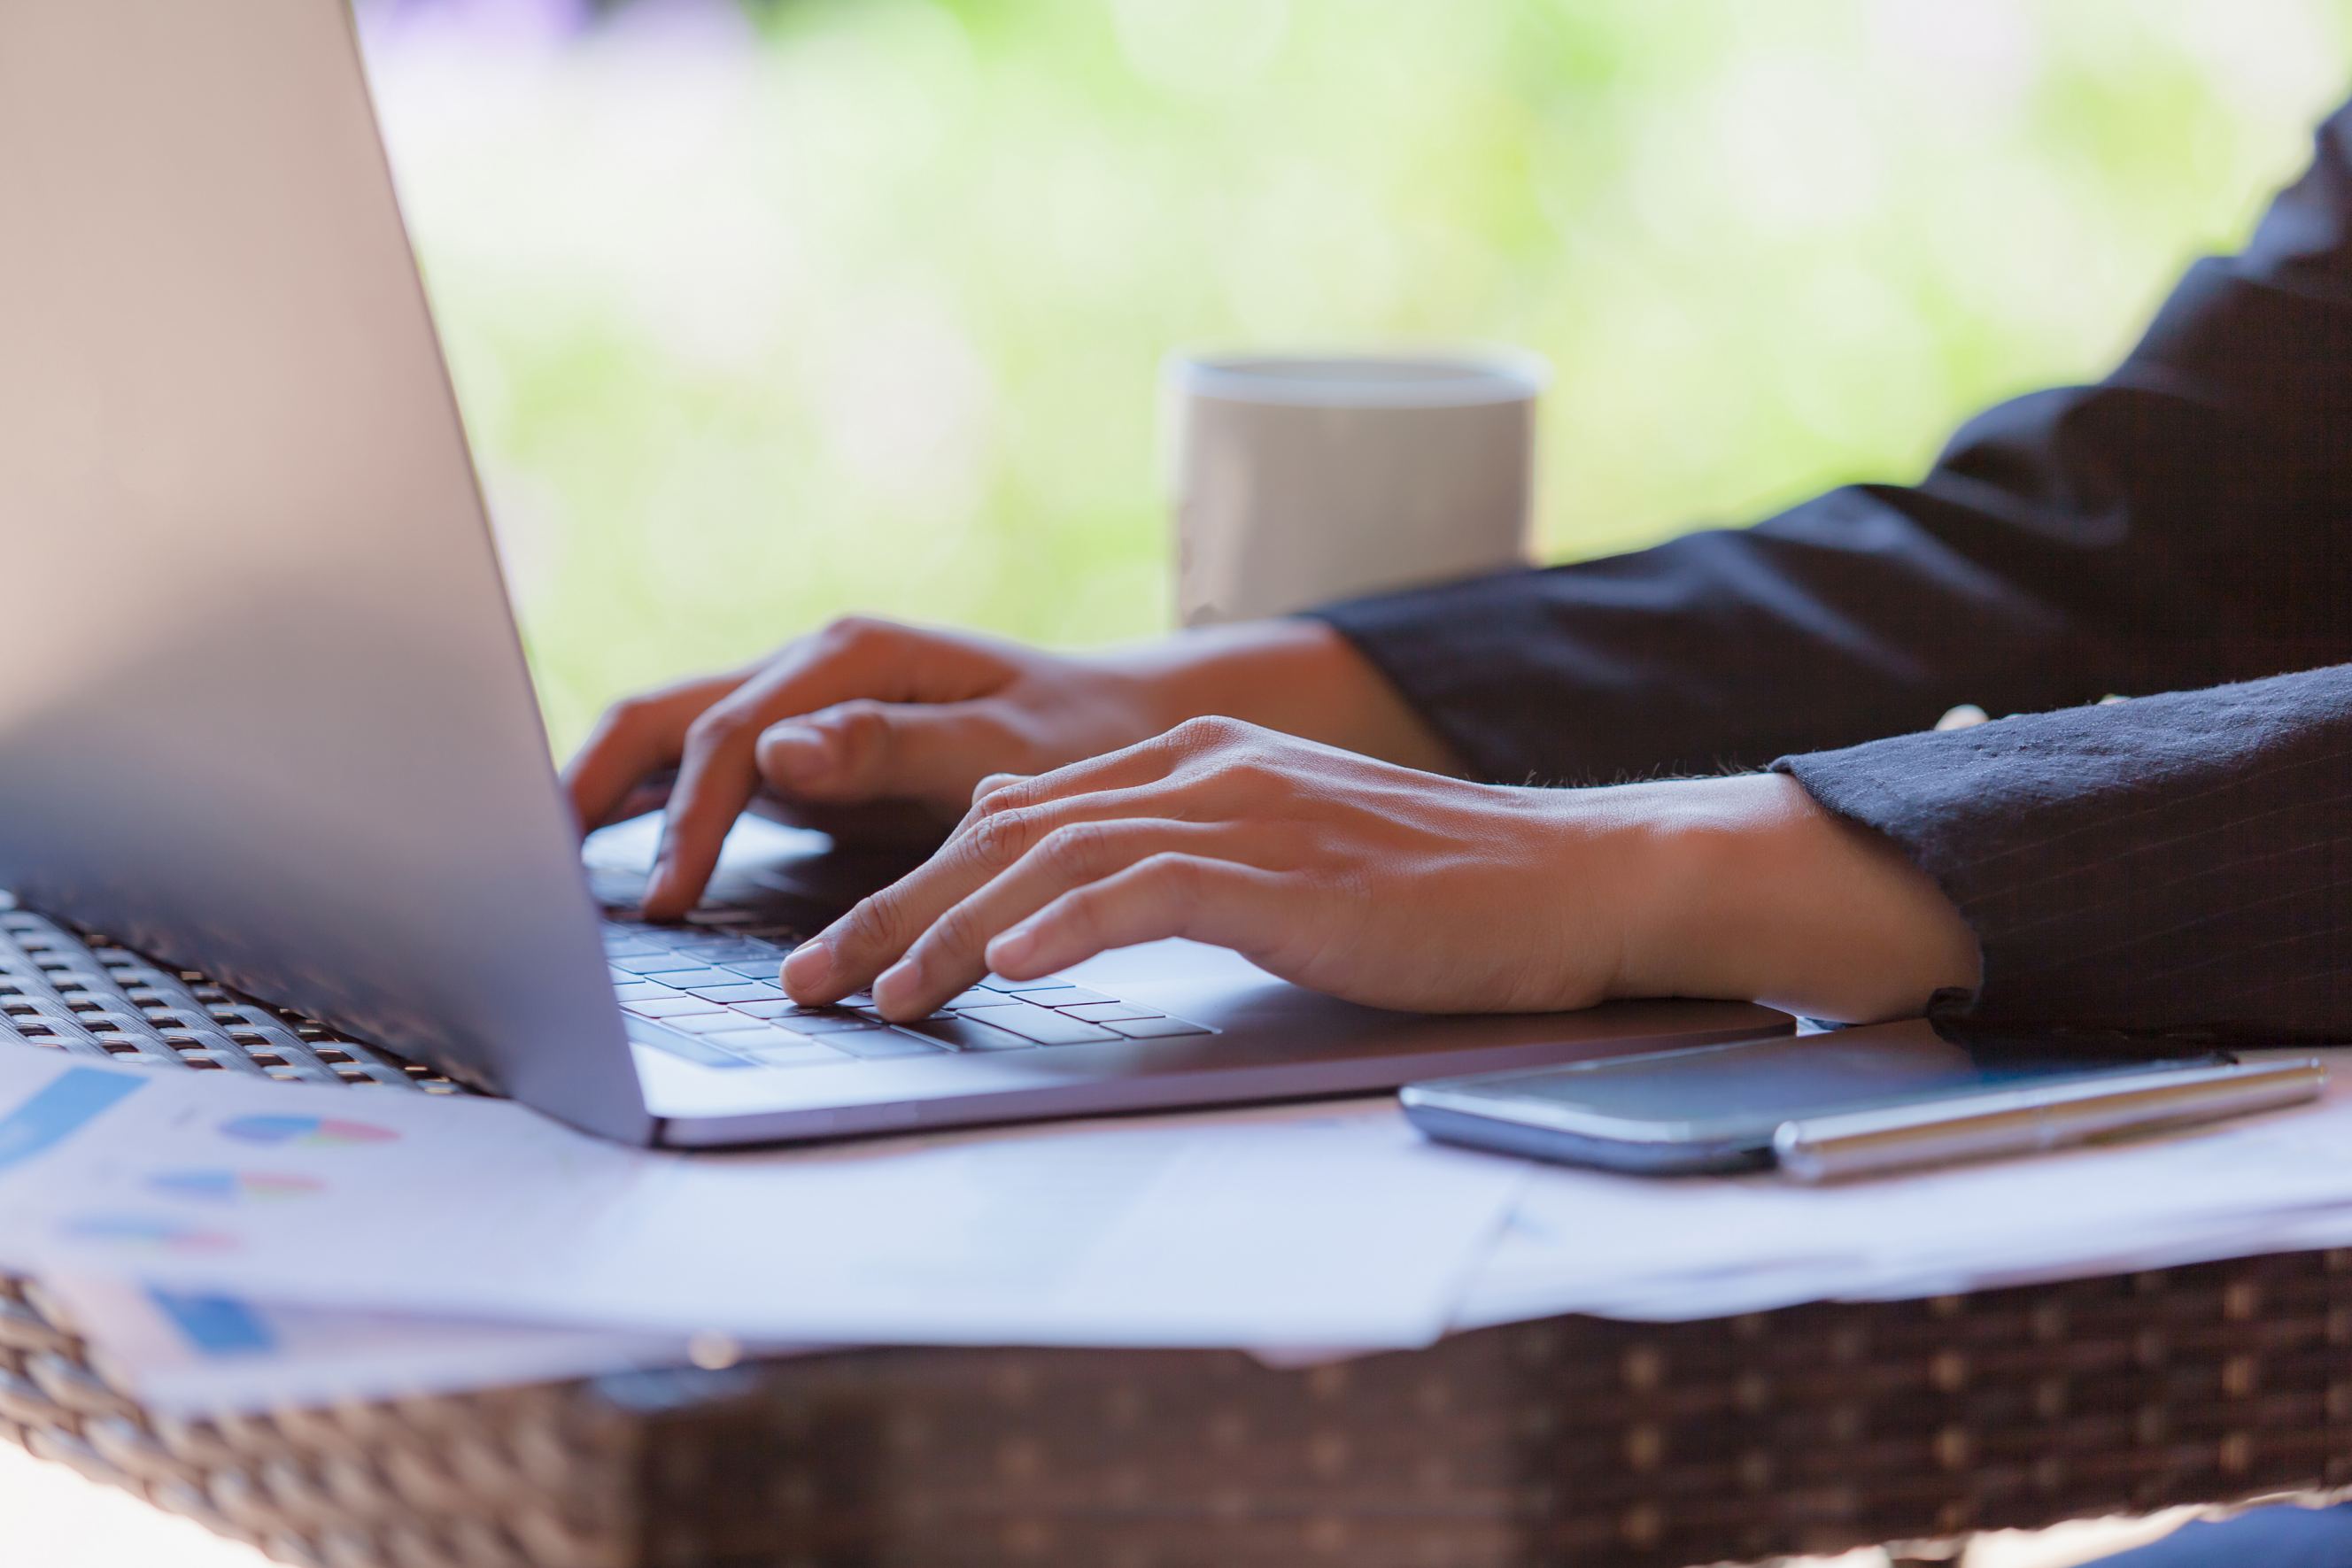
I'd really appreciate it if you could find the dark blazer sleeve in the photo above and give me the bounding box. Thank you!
[1776,665,2352,1045]
[1312,100,2352,787]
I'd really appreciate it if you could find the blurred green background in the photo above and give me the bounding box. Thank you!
[353,0,2352,753]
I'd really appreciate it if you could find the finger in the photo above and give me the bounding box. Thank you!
[609,777,677,825]
[756,700,1028,808]
[985,854,1295,979]
[971,771,1029,805]
[644,625,943,918]
[870,819,1247,1019]
[779,718,1258,995]
[781,781,1191,1004]
[561,672,743,837]
[934,725,1201,846]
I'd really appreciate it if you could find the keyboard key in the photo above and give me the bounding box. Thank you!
[1106,1016,1217,1039]
[727,1000,800,1020]
[609,982,669,1003]
[695,1027,811,1056]
[627,967,739,991]
[685,982,787,1005]
[722,961,788,981]
[609,953,710,976]
[621,997,724,1019]
[938,989,1002,1011]
[1000,985,1112,1009]
[780,1011,885,1035]
[623,1017,757,1068]
[601,938,665,957]
[737,1041,852,1069]
[975,975,1073,993]
[895,1014,1037,1053]
[666,937,772,962]
[830,1031,952,1059]
[665,1012,778,1035]
[1056,1000,1159,1023]
[954,1004,1121,1047]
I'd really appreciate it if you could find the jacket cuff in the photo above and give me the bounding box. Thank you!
[1766,676,2331,1047]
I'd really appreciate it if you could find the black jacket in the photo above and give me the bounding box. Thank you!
[1315,102,2352,1046]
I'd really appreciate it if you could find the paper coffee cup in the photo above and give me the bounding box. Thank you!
[1165,350,1547,626]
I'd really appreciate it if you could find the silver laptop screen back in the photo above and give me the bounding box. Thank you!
[0,2,649,1141]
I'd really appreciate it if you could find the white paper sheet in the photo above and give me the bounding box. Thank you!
[0,1054,1525,1352]
[32,1271,727,1416]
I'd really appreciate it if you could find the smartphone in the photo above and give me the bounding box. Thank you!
[1399,1020,2234,1174]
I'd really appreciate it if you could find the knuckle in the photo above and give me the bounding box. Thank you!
[1057,884,1110,944]
[843,889,905,952]
[1037,821,1109,880]
[964,805,1038,868]
[925,901,985,960]
[972,773,1038,815]
[592,694,668,747]
[1169,714,1245,750]
[598,694,654,730]
[1215,751,1273,785]
[819,614,897,654]
[682,706,747,754]
[829,698,892,755]
[971,771,1027,807]
[1148,852,1208,908]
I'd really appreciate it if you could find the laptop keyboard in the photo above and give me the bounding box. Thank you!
[0,891,1216,1088]
[605,922,1215,1071]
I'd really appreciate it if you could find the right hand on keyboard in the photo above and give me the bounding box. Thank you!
[563,615,1453,922]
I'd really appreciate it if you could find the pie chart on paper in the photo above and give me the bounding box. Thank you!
[217,1114,399,1149]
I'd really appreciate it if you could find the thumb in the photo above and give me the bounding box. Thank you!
[755,699,1025,812]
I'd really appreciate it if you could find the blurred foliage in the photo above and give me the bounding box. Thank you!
[354,0,2352,753]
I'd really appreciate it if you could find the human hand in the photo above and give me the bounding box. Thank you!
[779,719,1982,1025]
[563,617,1454,921]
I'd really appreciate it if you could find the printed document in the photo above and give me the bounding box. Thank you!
[0,1053,1523,1351]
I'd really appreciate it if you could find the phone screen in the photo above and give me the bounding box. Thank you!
[1427,1026,2225,1147]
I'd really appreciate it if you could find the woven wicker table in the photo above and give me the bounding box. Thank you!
[5,902,2349,1566]
[8,1248,2352,1568]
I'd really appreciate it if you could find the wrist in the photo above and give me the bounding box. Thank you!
[1602,773,1981,1021]
[1109,619,1463,773]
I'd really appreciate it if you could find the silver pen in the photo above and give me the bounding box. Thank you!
[1772,1057,2328,1184]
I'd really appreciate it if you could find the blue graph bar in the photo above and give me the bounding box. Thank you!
[148,1288,277,1356]
[0,1066,143,1172]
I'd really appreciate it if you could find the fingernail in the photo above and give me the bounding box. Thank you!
[762,723,832,785]
[988,926,1036,972]
[783,939,833,993]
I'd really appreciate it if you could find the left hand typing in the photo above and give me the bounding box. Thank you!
[779,718,1982,1025]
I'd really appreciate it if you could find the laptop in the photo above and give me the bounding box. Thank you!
[0,2,1788,1147]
